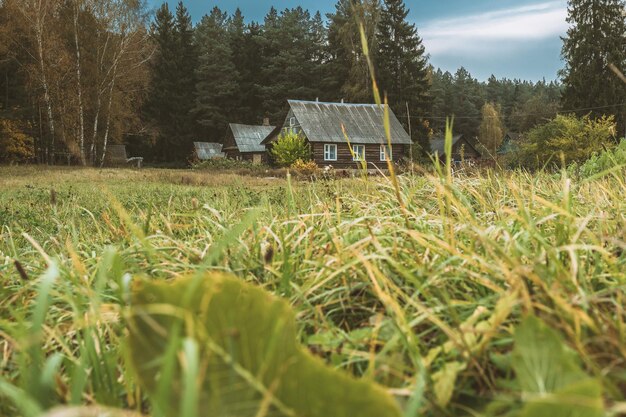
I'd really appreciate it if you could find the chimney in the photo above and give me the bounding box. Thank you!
[263,117,270,126]
[341,98,344,104]
[316,97,319,102]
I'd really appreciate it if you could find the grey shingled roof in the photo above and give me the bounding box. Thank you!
[287,100,412,145]
[229,123,275,153]
[194,142,224,160]
[430,135,464,155]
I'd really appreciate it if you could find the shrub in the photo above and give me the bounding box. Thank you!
[270,129,310,167]
[514,114,617,170]
[291,158,318,171]
[290,159,319,178]
[0,119,35,164]
[577,139,626,177]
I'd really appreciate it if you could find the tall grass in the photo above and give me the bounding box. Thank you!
[0,165,625,415]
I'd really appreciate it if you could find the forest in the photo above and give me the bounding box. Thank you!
[0,0,624,165]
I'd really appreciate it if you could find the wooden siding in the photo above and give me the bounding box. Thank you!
[224,148,267,163]
[451,137,481,160]
[311,142,405,169]
[223,129,237,159]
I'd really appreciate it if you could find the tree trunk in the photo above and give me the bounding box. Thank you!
[99,70,117,167]
[33,4,56,164]
[73,0,86,165]
[90,94,101,165]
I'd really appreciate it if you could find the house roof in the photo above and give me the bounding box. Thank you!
[505,132,522,141]
[194,142,224,160]
[430,135,464,155]
[228,123,275,153]
[273,100,412,145]
[498,132,522,154]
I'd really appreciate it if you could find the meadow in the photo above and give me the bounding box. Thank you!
[0,164,625,416]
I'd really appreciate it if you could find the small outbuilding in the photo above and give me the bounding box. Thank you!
[223,123,275,164]
[194,142,224,160]
[430,134,481,162]
[262,100,412,169]
[497,132,522,155]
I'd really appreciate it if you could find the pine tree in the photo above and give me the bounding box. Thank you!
[324,0,353,100]
[560,0,626,131]
[144,3,179,162]
[326,0,381,103]
[308,11,328,99]
[173,1,197,156]
[260,7,322,122]
[377,0,431,151]
[240,22,265,123]
[227,8,247,122]
[193,7,239,142]
[451,67,483,139]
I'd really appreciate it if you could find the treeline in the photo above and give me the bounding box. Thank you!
[1,0,624,165]
[0,0,150,165]
[431,70,562,139]
[143,0,432,161]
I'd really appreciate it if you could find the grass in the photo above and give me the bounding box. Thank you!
[0,164,625,416]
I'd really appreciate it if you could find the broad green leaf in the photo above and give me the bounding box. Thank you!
[512,316,604,417]
[519,378,604,417]
[128,273,402,417]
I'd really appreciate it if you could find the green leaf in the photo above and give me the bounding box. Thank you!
[512,316,604,417]
[128,273,402,417]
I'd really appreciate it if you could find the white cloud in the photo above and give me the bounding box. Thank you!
[421,1,569,57]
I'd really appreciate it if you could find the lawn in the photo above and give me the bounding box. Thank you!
[0,165,625,416]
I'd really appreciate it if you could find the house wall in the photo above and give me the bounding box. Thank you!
[224,150,267,163]
[451,138,481,160]
[311,142,406,169]
[223,129,239,160]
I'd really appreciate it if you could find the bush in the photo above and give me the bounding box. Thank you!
[0,119,35,164]
[290,159,319,178]
[514,114,617,170]
[270,129,310,167]
[576,139,626,177]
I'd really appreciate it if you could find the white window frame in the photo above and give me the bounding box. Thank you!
[289,117,296,127]
[352,145,366,161]
[380,145,392,161]
[324,144,337,161]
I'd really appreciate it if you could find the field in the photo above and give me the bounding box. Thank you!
[1,165,625,416]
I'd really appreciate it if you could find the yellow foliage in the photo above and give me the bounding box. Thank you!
[0,119,35,163]
[290,158,318,173]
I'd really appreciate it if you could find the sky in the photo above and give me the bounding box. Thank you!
[147,0,570,82]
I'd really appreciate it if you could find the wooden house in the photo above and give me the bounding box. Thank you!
[430,134,481,162]
[223,123,275,164]
[262,100,412,169]
[497,132,521,155]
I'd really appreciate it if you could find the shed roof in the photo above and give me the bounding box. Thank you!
[194,142,224,160]
[282,100,412,145]
[430,135,464,155]
[228,123,275,153]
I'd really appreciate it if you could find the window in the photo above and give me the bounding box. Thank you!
[380,145,392,161]
[289,117,296,127]
[324,144,337,161]
[352,145,365,161]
